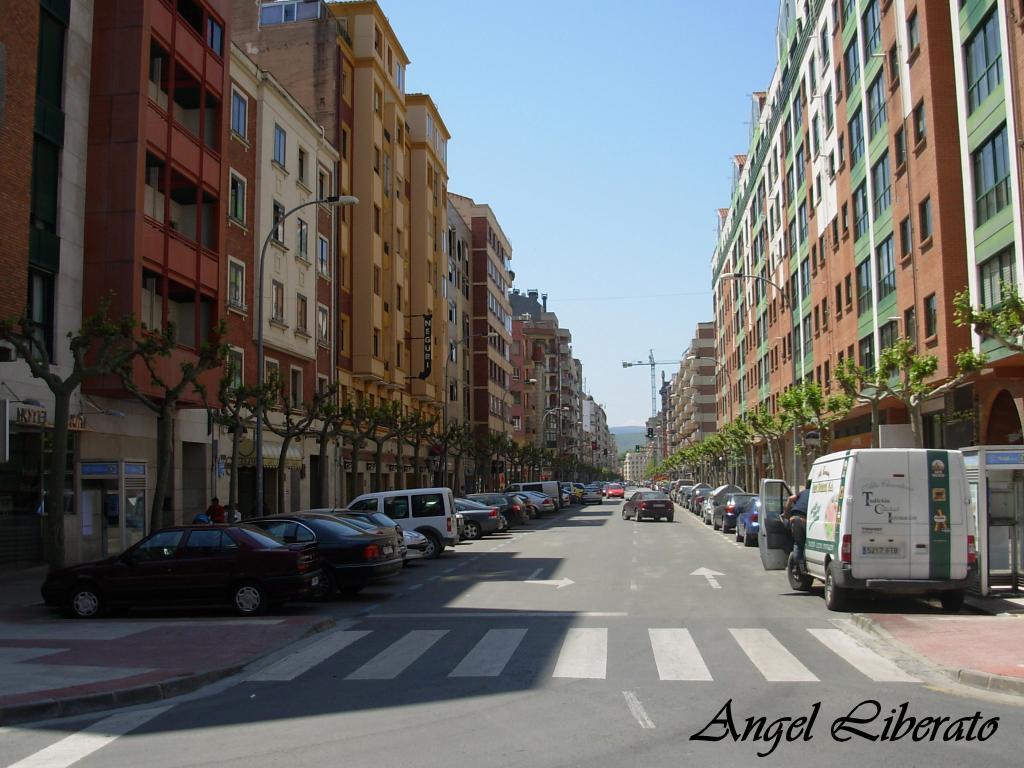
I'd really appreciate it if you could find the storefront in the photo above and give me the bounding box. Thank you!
[963,447,1024,596]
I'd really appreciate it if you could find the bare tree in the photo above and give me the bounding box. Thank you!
[0,301,136,568]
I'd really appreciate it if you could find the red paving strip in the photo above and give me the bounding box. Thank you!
[869,614,1024,679]
[0,670,177,707]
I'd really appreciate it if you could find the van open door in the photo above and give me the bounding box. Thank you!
[759,478,792,570]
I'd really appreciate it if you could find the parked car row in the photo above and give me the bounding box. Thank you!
[43,484,574,619]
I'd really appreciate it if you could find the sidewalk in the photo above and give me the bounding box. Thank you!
[853,593,1024,696]
[0,566,334,725]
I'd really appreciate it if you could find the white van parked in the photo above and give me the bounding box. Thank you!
[346,488,458,559]
[505,481,564,509]
[759,448,976,612]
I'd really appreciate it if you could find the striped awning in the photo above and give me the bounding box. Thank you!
[237,439,303,469]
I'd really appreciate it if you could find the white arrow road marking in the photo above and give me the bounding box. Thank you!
[690,567,724,589]
[8,706,173,768]
[524,577,574,589]
[623,690,656,729]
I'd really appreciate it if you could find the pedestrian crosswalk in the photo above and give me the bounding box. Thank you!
[250,623,919,686]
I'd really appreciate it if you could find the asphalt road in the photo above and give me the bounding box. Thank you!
[4,497,1024,768]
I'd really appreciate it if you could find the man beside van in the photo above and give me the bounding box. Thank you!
[783,484,810,573]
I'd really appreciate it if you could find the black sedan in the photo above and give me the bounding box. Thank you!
[453,498,503,539]
[622,491,674,522]
[306,507,408,561]
[466,493,527,526]
[247,513,402,597]
[41,525,321,618]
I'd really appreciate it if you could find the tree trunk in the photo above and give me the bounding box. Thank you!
[909,402,924,449]
[453,453,463,495]
[411,438,422,480]
[44,389,73,570]
[374,440,385,491]
[349,436,363,502]
[150,403,175,531]
[870,400,881,448]
[228,425,241,517]
[318,423,332,507]
[276,435,293,515]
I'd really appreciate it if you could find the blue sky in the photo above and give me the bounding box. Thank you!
[383,0,781,426]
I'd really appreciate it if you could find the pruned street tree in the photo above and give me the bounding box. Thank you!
[779,380,852,464]
[954,283,1024,355]
[835,358,890,448]
[311,383,349,507]
[748,405,787,479]
[0,300,137,568]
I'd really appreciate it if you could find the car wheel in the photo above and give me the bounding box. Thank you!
[735,527,743,542]
[939,589,964,613]
[667,515,674,522]
[823,564,848,611]
[233,581,267,616]
[68,583,103,619]
[422,531,444,559]
[315,568,337,599]
[744,531,757,547]
[712,517,720,530]
[463,521,482,540]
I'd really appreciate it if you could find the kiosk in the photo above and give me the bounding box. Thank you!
[78,460,148,560]
[962,447,1024,596]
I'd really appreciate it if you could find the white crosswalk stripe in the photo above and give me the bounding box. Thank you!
[346,629,448,680]
[730,628,819,682]
[552,627,608,679]
[250,630,370,681]
[649,628,712,681]
[807,628,918,682]
[449,628,527,677]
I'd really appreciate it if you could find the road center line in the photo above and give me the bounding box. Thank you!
[623,691,656,729]
[8,706,173,768]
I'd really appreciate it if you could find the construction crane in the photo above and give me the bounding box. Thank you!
[621,349,680,419]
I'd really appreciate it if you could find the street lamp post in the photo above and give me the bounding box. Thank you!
[254,195,358,518]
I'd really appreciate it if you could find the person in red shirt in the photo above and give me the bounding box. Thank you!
[205,497,226,525]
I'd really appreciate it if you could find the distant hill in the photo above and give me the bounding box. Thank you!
[610,426,647,455]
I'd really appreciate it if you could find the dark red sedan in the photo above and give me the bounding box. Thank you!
[41,525,321,618]
[622,491,674,522]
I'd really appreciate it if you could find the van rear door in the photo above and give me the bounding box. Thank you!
[849,451,911,580]
[909,450,967,580]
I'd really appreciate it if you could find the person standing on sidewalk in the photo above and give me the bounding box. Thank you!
[205,497,226,525]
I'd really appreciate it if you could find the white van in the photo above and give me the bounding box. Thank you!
[505,481,565,508]
[759,449,976,612]
[346,488,457,559]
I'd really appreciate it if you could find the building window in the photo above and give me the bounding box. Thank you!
[230,90,247,138]
[317,235,330,276]
[229,173,245,222]
[876,235,895,300]
[273,201,285,243]
[372,328,380,358]
[862,0,881,58]
[879,320,899,351]
[924,293,938,339]
[317,304,330,343]
[373,87,382,114]
[228,259,245,310]
[227,348,243,390]
[859,334,875,373]
[966,10,1003,114]
[849,108,864,165]
[856,259,873,316]
[206,16,223,56]
[853,183,869,239]
[373,205,381,234]
[895,126,906,166]
[800,256,810,298]
[918,197,932,240]
[824,84,834,132]
[899,216,912,257]
[373,266,381,295]
[273,124,287,167]
[272,280,285,323]
[798,203,808,244]
[318,168,331,199]
[297,218,309,260]
[265,358,280,392]
[913,102,926,144]
[290,368,302,409]
[888,43,900,87]
[845,36,861,95]
[979,247,1017,309]
[866,74,886,138]
[907,11,920,54]
[298,147,308,185]
[27,269,54,362]
[296,293,308,335]
[905,307,917,345]
[871,152,891,215]
[972,124,1011,226]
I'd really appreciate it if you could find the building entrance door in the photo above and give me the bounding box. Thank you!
[988,470,1023,592]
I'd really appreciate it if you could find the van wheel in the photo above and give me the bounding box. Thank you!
[824,565,849,611]
[939,590,964,613]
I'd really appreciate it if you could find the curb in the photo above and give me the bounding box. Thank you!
[0,616,336,727]
[851,612,1024,698]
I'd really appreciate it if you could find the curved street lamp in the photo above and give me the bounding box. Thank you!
[255,195,358,518]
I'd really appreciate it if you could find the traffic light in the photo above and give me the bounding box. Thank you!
[635,444,641,452]
[647,427,655,440]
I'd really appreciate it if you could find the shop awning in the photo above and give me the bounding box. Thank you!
[237,439,304,470]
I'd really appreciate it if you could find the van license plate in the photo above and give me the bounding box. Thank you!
[861,545,901,556]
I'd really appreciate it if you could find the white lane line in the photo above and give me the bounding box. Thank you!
[649,628,713,681]
[730,628,819,682]
[346,629,448,680]
[552,628,608,679]
[807,628,918,682]
[449,628,528,677]
[364,611,628,619]
[250,630,371,681]
[527,567,543,580]
[622,691,656,729]
[8,706,173,768]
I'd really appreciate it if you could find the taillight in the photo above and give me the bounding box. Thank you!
[841,534,852,563]
[968,535,977,566]
[489,508,498,518]
[447,517,452,532]
[727,502,735,511]
[638,502,647,511]
[363,544,380,560]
